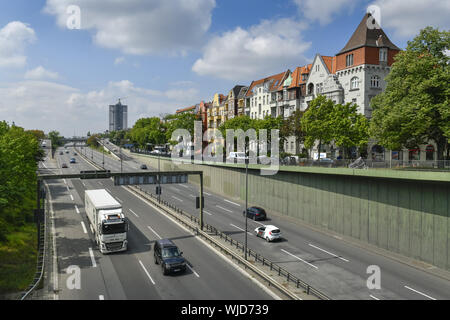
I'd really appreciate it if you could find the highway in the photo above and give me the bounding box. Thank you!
[80,140,450,300]
[39,146,277,300]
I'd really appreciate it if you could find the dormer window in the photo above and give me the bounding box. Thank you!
[346,54,354,67]
[379,48,387,62]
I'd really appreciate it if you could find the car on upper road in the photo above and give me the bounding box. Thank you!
[70,158,76,163]
[140,164,148,170]
[61,163,68,168]
[254,225,282,242]
[59,151,63,155]
[154,238,186,275]
[65,150,69,154]
[73,152,77,156]
[243,206,267,221]
[226,152,247,163]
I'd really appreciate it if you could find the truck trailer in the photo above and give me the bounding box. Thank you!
[84,189,128,253]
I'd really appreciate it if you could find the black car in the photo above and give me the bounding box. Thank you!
[61,163,68,168]
[154,239,186,275]
[243,206,267,221]
[59,151,63,155]
[140,164,148,170]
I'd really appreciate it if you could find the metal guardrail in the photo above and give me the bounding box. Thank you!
[132,185,331,300]
[20,186,48,300]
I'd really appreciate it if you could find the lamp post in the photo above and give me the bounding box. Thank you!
[244,145,249,260]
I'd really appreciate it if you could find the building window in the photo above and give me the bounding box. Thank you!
[350,77,359,90]
[315,65,319,72]
[371,75,380,88]
[346,54,354,67]
[379,48,387,62]
[426,145,435,160]
[409,148,420,161]
[308,83,314,95]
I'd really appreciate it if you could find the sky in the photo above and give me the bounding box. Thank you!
[0,0,448,137]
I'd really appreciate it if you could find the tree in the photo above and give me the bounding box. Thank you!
[301,95,335,158]
[26,130,45,141]
[281,110,305,154]
[370,27,450,164]
[164,113,199,144]
[128,117,166,149]
[47,130,63,148]
[331,102,369,158]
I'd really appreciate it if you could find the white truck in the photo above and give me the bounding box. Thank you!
[84,189,128,254]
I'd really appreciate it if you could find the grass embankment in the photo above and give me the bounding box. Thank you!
[0,224,37,297]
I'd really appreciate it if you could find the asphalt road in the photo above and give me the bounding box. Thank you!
[39,146,276,300]
[77,140,450,300]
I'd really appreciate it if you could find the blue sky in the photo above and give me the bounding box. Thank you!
[0,0,448,136]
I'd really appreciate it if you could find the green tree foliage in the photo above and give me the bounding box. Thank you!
[26,130,45,141]
[281,110,305,153]
[128,117,166,149]
[0,121,40,241]
[370,27,450,161]
[301,95,335,156]
[164,113,199,144]
[331,102,369,157]
[47,130,63,149]
[86,134,100,148]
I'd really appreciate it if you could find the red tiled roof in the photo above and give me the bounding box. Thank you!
[245,71,289,97]
[176,105,196,113]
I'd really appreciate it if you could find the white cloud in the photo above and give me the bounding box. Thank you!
[114,57,125,65]
[370,0,450,38]
[24,66,59,80]
[293,0,356,26]
[192,18,312,81]
[43,0,216,55]
[0,79,200,136]
[0,21,36,68]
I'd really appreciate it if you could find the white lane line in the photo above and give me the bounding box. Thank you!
[179,184,189,189]
[187,265,200,278]
[204,192,212,196]
[63,179,67,184]
[171,196,183,202]
[80,221,87,234]
[89,224,94,234]
[82,182,86,187]
[75,205,80,214]
[70,194,74,201]
[66,186,70,192]
[203,210,212,216]
[230,223,253,236]
[129,209,139,218]
[98,181,103,186]
[138,260,155,285]
[105,188,111,193]
[308,244,349,262]
[216,205,232,213]
[89,248,97,267]
[99,295,104,300]
[189,194,196,198]
[224,199,241,207]
[370,295,380,300]
[281,249,318,270]
[147,226,162,239]
[404,286,437,300]
[171,187,181,192]
[116,197,123,203]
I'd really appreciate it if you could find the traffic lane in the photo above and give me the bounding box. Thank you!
[71,175,162,299]
[47,178,108,300]
[101,180,274,300]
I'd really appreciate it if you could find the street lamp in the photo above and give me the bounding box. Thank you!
[244,144,249,260]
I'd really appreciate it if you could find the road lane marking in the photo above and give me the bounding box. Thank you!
[224,199,241,207]
[203,210,212,216]
[139,260,155,285]
[70,194,74,201]
[308,244,349,262]
[171,187,180,192]
[98,182,103,186]
[187,265,200,278]
[89,248,97,267]
[116,197,123,203]
[99,295,104,300]
[147,226,162,239]
[129,209,139,218]
[171,196,183,202]
[66,186,70,192]
[204,192,211,196]
[105,188,111,193]
[189,194,196,198]
[63,179,66,184]
[179,184,189,189]
[216,205,232,213]
[404,286,436,300]
[281,249,318,270]
[80,221,87,234]
[230,224,253,236]
[370,295,380,300]
[75,205,80,214]
[82,182,86,187]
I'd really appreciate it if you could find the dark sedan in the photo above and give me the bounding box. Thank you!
[243,207,267,221]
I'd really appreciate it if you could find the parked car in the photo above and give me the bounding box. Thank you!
[226,152,247,163]
[140,164,148,170]
[254,225,282,242]
[154,239,186,275]
[61,163,68,168]
[243,206,267,221]
[70,158,76,163]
